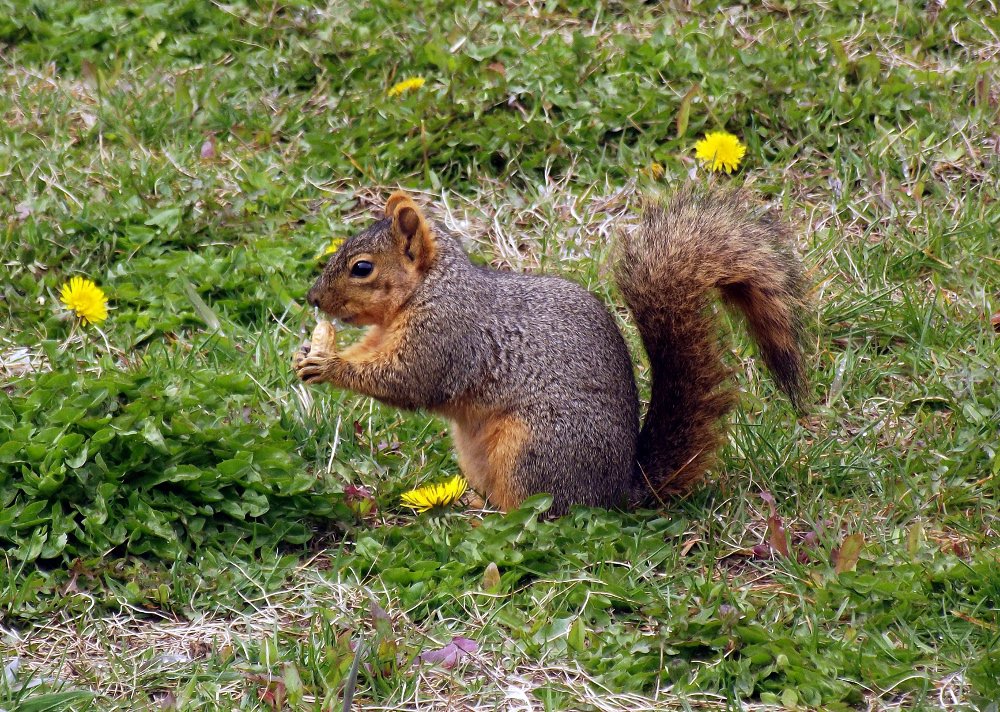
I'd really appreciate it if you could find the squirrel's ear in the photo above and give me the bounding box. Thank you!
[387,192,436,270]
[384,191,411,218]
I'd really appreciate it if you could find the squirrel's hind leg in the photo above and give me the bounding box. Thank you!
[446,410,532,513]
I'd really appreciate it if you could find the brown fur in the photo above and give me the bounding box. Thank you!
[339,313,410,365]
[386,191,436,269]
[296,188,808,515]
[444,404,530,512]
[616,188,807,505]
[306,193,433,328]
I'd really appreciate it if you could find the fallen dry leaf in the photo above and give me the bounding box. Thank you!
[833,532,865,574]
[767,513,790,558]
[200,135,216,160]
[417,636,478,669]
[759,492,790,558]
[482,562,500,591]
[679,537,701,556]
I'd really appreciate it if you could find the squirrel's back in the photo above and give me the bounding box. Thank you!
[424,261,640,511]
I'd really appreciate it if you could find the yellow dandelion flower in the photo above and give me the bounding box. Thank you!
[641,162,665,180]
[324,237,344,256]
[59,276,108,325]
[387,77,426,97]
[694,131,747,174]
[400,476,468,513]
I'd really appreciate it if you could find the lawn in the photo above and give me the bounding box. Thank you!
[1,1,998,710]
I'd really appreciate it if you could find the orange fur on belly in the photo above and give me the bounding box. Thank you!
[442,405,530,512]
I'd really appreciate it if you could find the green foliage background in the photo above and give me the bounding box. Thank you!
[0,0,997,709]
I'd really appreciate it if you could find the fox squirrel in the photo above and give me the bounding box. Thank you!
[293,189,807,515]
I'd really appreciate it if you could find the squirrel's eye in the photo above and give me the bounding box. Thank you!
[350,260,374,278]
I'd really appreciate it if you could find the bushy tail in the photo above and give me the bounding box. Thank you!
[615,188,807,505]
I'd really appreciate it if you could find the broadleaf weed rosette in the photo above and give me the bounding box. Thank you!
[400,476,468,513]
[694,131,747,174]
[60,276,108,325]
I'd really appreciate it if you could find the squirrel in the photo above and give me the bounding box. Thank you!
[293,188,807,516]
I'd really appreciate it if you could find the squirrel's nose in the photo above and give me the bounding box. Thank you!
[306,288,320,308]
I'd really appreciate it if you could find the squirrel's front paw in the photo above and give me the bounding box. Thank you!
[294,350,335,384]
[293,320,339,384]
[292,342,310,370]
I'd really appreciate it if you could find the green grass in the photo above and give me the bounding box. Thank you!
[1,1,998,709]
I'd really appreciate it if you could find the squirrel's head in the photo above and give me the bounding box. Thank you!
[307,191,438,327]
